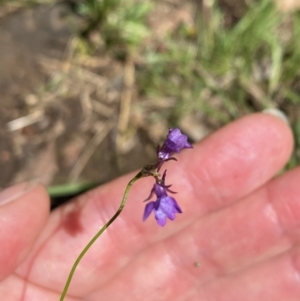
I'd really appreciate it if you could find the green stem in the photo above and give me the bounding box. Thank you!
[59,171,144,301]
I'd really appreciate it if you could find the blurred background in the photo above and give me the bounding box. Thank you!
[0,0,300,205]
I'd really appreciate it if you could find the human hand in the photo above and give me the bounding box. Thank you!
[0,113,298,301]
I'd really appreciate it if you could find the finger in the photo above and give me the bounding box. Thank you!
[18,113,293,295]
[180,112,293,215]
[88,112,293,231]
[0,183,49,280]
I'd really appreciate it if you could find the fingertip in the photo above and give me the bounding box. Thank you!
[0,182,50,280]
[256,111,293,149]
[243,112,294,166]
[190,112,294,170]
[262,108,290,125]
[240,112,293,160]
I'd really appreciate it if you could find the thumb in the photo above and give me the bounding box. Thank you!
[0,182,50,280]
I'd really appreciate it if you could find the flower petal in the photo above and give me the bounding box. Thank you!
[154,209,167,226]
[159,196,178,220]
[158,128,192,160]
[171,198,182,213]
[143,202,155,221]
[167,128,192,152]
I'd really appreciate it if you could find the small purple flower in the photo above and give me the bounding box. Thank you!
[158,128,192,161]
[143,196,182,226]
[143,171,182,226]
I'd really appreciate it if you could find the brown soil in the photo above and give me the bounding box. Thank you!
[0,2,158,192]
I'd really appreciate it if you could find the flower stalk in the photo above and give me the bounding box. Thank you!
[59,171,145,301]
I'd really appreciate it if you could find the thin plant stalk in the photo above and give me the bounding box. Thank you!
[59,171,144,301]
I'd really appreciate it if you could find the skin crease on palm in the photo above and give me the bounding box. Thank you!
[1,113,300,301]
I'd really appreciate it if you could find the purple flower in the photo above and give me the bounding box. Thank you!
[143,171,182,226]
[158,128,192,161]
[143,195,182,226]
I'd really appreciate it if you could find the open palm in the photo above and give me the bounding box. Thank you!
[1,113,299,301]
